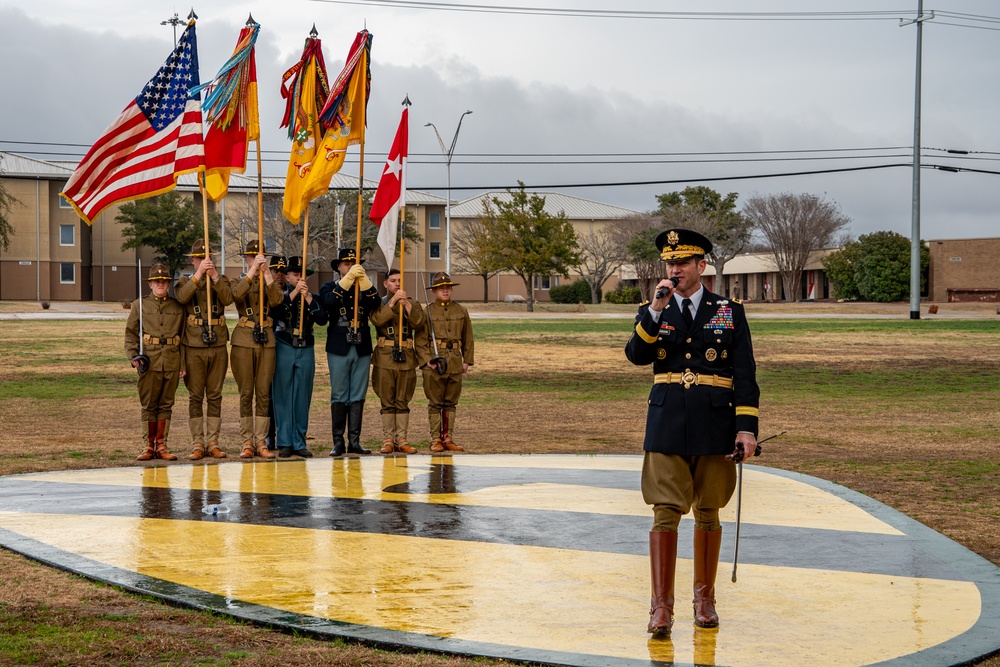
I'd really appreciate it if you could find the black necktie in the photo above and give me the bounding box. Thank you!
[682,298,694,328]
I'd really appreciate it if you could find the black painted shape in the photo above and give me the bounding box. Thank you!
[0,477,970,580]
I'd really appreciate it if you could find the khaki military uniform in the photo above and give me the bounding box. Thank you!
[125,293,184,458]
[174,274,233,454]
[230,275,283,448]
[370,297,430,451]
[422,299,474,449]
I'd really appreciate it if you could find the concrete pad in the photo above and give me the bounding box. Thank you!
[0,455,997,667]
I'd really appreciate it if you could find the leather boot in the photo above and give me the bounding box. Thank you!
[428,409,444,452]
[154,419,177,461]
[693,527,722,628]
[330,403,348,456]
[206,416,226,458]
[648,530,677,636]
[346,401,371,454]
[441,410,464,451]
[380,412,396,454]
[239,416,255,458]
[254,416,275,458]
[189,416,205,459]
[395,412,416,454]
[137,421,157,461]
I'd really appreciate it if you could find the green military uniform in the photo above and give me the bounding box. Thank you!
[422,273,474,452]
[174,239,233,459]
[230,241,284,458]
[125,263,185,461]
[370,292,429,453]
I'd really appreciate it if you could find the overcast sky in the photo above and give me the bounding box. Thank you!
[1,0,998,239]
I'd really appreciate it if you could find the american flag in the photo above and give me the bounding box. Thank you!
[62,22,205,225]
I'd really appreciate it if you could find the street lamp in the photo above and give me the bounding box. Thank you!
[426,110,472,274]
[160,11,185,46]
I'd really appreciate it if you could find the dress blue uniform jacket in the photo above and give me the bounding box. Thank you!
[272,289,329,348]
[625,288,760,456]
[318,280,381,357]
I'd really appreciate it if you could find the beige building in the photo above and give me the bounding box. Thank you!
[927,237,1000,303]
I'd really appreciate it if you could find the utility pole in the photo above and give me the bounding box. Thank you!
[900,1,934,320]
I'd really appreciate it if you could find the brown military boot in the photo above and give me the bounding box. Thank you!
[380,412,396,454]
[137,421,157,461]
[154,419,177,461]
[441,410,464,452]
[428,409,444,452]
[395,413,416,454]
[205,416,226,457]
[648,530,677,636]
[189,445,206,460]
[693,528,723,628]
[239,416,255,458]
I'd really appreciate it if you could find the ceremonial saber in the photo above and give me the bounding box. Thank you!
[730,431,786,583]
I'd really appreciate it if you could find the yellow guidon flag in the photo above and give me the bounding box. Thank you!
[300,30,371,205]
[280,28,330,224]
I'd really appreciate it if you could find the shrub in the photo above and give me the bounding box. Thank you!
[605,285,642,304]
[549,280,598,304]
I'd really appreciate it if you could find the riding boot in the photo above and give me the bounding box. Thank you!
[441,410,464,451]
[428,408,444,452]
[693,528,722,628]
[330,403,348,456]
[648,530,677,636]
[137,421,157,461]
[395,412,416,454]
[380,412,396,454]
[346,401,371,454]
[154,419,177,461]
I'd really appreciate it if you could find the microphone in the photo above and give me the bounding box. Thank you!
[655,277,680,300]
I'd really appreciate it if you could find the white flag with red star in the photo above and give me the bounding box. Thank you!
[369,107,407,267]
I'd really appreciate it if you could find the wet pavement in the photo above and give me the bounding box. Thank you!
[0,455,998,666]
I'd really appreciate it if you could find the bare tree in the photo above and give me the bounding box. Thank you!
[572,224,630,304]
[613,213,661,302]
[656,186,754,293]
[742,192,850,301]
[452,216,503,303]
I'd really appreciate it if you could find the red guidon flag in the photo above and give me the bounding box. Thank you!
[369,106,407,267]
[61,21,204,224]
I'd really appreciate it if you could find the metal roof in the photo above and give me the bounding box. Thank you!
[0,152,75,178]
[449,191,640,220]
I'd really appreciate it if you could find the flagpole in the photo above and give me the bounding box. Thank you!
[298,208,310,336]
[256,139,265,326]
[199,171,214,322]
[397,207,405,348]
[351,49,368,332]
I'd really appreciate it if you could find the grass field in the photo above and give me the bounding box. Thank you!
[0,309,998,666]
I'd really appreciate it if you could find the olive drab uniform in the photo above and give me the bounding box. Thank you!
[230,244,284,458]
[422,273,474,452]
[624,228,760,637]
[125,264,185,461]
[369,294,429,453]
[174,269,233,459]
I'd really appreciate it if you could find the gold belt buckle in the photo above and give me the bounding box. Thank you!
[681,370,697,389]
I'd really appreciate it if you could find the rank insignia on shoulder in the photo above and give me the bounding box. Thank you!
[731,298,743,305]
[640,300,650,307]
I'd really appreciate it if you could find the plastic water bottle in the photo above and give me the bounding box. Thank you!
[201,504,230,515]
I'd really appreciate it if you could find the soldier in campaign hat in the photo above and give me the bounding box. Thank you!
[625,228,760,636]
[174,238,234,459]
[270,255,328,457]
[422,272,474,452]
[230,239,284,459]
[125,263,185,461]
[318,248,382,456]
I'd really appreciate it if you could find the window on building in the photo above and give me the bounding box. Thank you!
[59,195,73,209]
[429,242,441,260]
[60,262,75,284]
[59,224,75,246]
[534,275,555,290]
[264,199,278,220]
[429,211,441,229]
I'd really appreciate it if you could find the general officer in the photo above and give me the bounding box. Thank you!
[230,240,283,459]
[271,256,328,457]
[422,272,474,452]
[318,248,381,456]
[370,268,429,454]
[125,263,185,461]
[624,228,759,637]
[174,239,233,460]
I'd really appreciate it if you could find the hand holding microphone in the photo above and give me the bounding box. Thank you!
[655,276,680,300]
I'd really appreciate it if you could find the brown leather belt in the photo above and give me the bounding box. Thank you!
[187,314,225,326]
[654,371,733,390]
[142,334,180,346]
[378,338,413,348]
[238,316,272,328]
